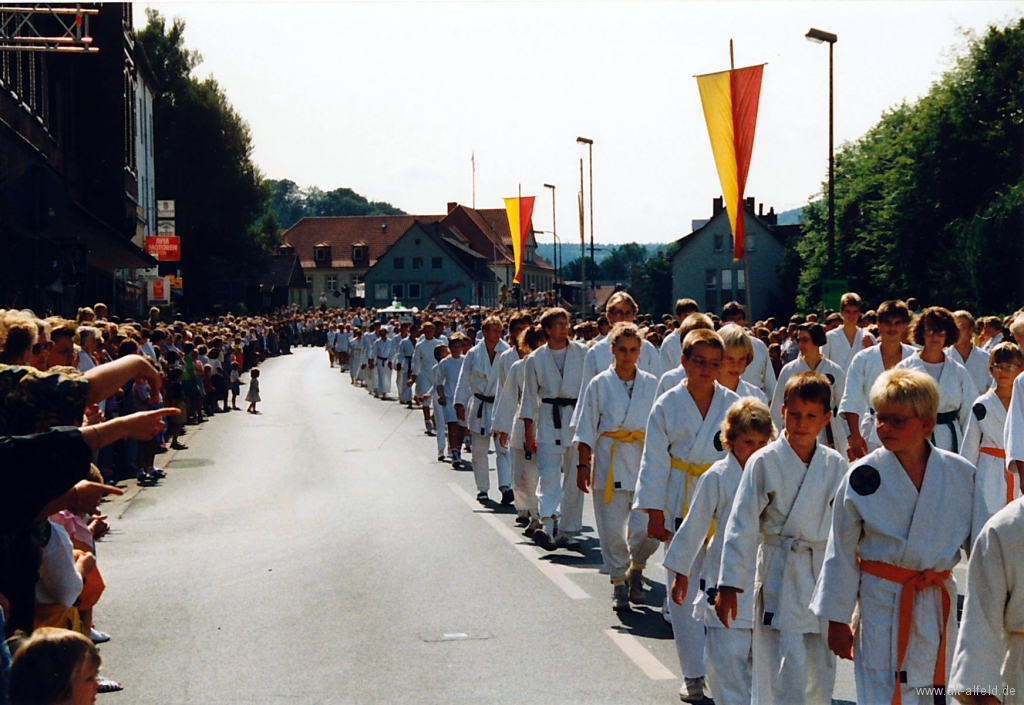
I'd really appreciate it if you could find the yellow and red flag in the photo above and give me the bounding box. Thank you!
[696,64,765,261]
[503,196,536,284]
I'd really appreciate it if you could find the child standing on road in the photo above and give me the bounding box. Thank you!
[437,333,468,466]
[245,367,261,414]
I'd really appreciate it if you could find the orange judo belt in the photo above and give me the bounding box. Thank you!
[858,559,952,705]
[979,446,1014,505]
[599,429,645,504]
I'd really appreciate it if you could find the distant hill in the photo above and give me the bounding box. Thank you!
[269,179,405,230]
[535,242,667,264]
[776,206,805,226]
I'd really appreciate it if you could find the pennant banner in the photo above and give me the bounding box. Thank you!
[503,196,536,284]
[696,64,764,261]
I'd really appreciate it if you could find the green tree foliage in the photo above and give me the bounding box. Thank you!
[138,10,272,313]
[268,179,405,229]
[556,242,650,282]
[788,19,1024,313]
[629,250,675,319]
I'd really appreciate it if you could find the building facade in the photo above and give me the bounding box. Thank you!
[669,197,799,322]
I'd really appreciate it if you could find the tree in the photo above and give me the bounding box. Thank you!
[267,180,405,229]
[788,19,1024,313]
[138,10,272,313]
[629,252,673,319]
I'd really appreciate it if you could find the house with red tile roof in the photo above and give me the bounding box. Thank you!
[281,202,556,309]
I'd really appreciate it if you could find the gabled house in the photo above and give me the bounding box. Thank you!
[258,249,307,310]
[282,201,555,310]
[668,197,800,322]
[361,220,497,309]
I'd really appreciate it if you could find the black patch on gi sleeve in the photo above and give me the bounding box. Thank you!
[825,373,836,385]
[713,431,724,452]
[973,402,987,421]
[850,465,881,496]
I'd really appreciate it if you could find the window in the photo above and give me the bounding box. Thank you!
[745,234,755,252]
[352,247,365,261]
[351,275,362,285]
[721,269,732,290]
[394,257,405,269]
[375,283,388,300]
[705,269,717,290]
[735,270,746,305]
[431,257,443,269]
[326,276,337,291]
[315,248,327,262]
[392,283,405,300]
[713,233,724,252]
[408,283,421,299]
[305,277,313,289]
[412,257,423,270]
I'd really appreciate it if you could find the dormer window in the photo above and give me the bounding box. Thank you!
[352,245,366,262]
[315,247,327,262]
[313,242,331,266]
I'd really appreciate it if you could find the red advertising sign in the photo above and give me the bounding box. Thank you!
[145,235,180,261]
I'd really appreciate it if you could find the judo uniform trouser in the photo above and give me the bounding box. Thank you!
[559,450,585,534]
[856,666,941,705]
[753,620,835,705]
[592,490,659,581]
[536,443,573,521]
[471,432,511,493]
[511,447,539,515]
[706,626,753,705]
[375,364,391,395]
[397,369,411,402]
[668,543,707,679]
[432,400,447,455]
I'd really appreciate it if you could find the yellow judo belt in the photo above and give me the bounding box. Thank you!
[599,430,645,504]
[670,457,713,519]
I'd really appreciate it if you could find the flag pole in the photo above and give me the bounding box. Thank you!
[731,39,755,322]
[472,150,476,208]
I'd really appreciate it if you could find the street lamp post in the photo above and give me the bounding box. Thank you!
[543,183,557,296]
[577,136,594,317]
[806,27,837,279]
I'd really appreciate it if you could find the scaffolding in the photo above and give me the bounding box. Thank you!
[0,4,98,53]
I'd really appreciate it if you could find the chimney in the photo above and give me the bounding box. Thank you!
[447,202,458,213]
[766,207,777,226]
[745,197,755,213]
[712,197,723,215]
[758,202,764,217]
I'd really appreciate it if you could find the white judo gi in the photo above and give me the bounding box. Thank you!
[519,342,587,530]
[634,381,739,679]
[1006,373,1024,469]
[811,446,981,705]
[821,326,875,372]
[896,354,979,454]
[664,453,756,705]
[372,335,394,396]
[660,328,683,377]
[770,356,847,455]
[427,361,447,456]
[839,343,916,452]
[963,388,1019,522]
[412,336,445,399]
[349,335,363,384]
[453,339,510,494]
[435,355,463,425]
[950,497,1024,705]
[361,334,377,391]
[949,344,992,396]
[573,367,660,581]
[490,346,520,500]
[656,365,767,405]
[395,335,415,403]
[742,335,777,399]
[492,355,539,517]
[719,436,846,705]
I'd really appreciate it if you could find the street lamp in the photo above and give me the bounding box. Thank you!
[577,136,594,317]
[806,27,837,278]
[543,183,558,292]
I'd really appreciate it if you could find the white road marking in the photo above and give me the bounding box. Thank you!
[605,629,677,680]
[449,482,590,600]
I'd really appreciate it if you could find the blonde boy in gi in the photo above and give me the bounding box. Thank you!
[520,308,587,550]
[951,498,1024,704]
[574,322,661,611]
[665,398,775,705]
[717,371,846,705]
[811,368,983,705]
[634,328,739,703]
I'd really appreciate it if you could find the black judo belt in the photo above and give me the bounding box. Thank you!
[473,391,493,434]
[699,579,718,606]
[824,406,838,450]
[542,397,577,444]
[933,409,961,453]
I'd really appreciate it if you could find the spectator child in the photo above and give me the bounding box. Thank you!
[245,368,261,414]
[229,362,242,411]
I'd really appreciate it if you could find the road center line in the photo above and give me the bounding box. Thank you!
[604,629,677,680]
[448,482,590,600]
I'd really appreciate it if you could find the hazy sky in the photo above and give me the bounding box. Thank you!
[136,1,1024,245]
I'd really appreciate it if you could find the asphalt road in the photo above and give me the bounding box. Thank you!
[97,347,861,704]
